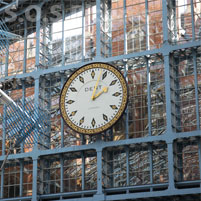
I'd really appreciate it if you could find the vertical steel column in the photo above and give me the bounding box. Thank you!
[123,1,130,189]
[0,166,3,198]
[146,57,151,136]
[46,78,51,148]
[108,0,112,57]
[96,148,103,195]
[32,158,38,201]
[96,0,101,58]
[176,143,183,181]
[34,77,39,147]
[35,6,41,68]
[162,0,169,43]
[171,0,177,43]
[94,143,105,201]
[82,0,86,62]
[148,143,153,189]
[61,0,65,66]
[0,105,6,198]
[192,49,200,129]
[19,159,24,197]
[167,142,175,190]
[5,48,9,77]
[48,24,53,67]
[164,54,172,132]
[164,53,175,190]
[146,55,154,189]
[145,0,150,49]
[163,0,172,132]
[2,105,6,156]
[61,73,64,147]
[21,80,25,152]
[190,0,195,41]
[20,78,26,196]
[198,138,201,183]
[19,81,26,197]
[60,154,64,194]
[81,151,85,191]
[163,2,176,183]
[125,146,129,188]
[173,57,182,132]
[102,0,106,58]
[23,17,27,73]
[123,0,129,137]
[34,77,40,110]
[123,0,128,139]
[123,0,127,54]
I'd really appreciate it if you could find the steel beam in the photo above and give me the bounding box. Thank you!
[35,5,41,68]
[167,142,175,190]
[190,0,195,40]
[82,0,85,61]
[96,148,103,195]
[162,0,169,42]
[164,54,172,135]
[19,159,24,196]
[123,0,127,54]
[96,0,101,58]
[192,49,200,129]
[32,158,38,201]
[0,0,28,15]
[0,130,201,162]
[60,154,64,194]
[105,187,201,200]
[198,138,201,185]
[81,151,85,191]
[61,0,65,66]
[145,0,150,49]
[1,40,201,83]
[5,47,9,77]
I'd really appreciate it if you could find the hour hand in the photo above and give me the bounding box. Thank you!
[93,87,108,100]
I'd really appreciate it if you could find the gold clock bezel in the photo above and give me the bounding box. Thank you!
[60,62,128,135]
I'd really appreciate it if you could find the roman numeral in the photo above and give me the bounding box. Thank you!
[79,117,84,125]
[91,118,96,127]
[113,92,121,97]
[110,105,118,110]
[70,111,77,117]
[103,114,108,122]
[102,71,107,80]
[70,87,77,92]
[110,80,117,86]
[91,70,95,79]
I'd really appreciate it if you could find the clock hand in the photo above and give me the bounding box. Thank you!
[91,69,102,100]
[93,86,108,100]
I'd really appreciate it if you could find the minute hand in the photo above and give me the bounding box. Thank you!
[93,87,108,100]
[91,69,102,100]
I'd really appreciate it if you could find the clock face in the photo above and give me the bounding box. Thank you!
[60,62,128,134]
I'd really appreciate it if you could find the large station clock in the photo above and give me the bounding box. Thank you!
[60,62,128,134]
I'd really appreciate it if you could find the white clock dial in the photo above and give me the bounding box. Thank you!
[60,63,128,134]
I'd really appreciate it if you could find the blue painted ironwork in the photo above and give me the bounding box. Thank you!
[0,0,200,200]
[0,18,21,56]
[0,19,9,56]
[6,97,49,147]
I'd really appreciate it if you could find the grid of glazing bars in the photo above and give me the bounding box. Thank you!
[0,0,200,201]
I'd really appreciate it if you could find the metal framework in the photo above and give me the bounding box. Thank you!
[0,0,201,200]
